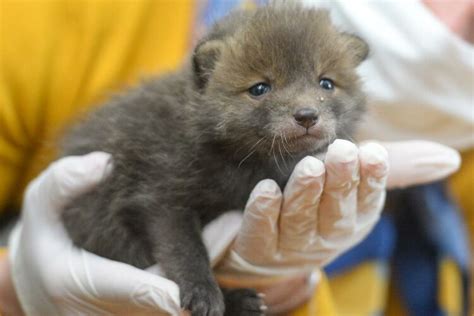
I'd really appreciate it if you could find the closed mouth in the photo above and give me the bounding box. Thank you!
[284,127,322,141]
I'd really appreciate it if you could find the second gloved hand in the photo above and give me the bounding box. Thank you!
[215,139,460,278]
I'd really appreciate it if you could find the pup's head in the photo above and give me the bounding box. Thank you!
[192,4,368,161]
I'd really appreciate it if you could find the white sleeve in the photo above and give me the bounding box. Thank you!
[301,0,474,150]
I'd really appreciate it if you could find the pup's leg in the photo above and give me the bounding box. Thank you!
[222,288,266,316]
[149,210,224,316]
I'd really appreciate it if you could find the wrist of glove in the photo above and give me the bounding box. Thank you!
[9,140,460,315]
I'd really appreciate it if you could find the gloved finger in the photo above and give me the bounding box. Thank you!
[318,139,359,240]
[22,152,112,234]
[379,140,461,189]
[61,249,181,315]
[233,180,282,264]
[201,211,243,267]
[278,156,325,252]
[24,152,112,219]
[356,142,388,227]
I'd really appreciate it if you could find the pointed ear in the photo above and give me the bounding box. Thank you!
[342,33,369,66]
[192,39,224,90]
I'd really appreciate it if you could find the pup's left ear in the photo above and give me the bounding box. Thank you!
[192,39,224,90]
[342,33,369,66]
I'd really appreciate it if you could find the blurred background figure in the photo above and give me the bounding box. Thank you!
[0,0,472,315]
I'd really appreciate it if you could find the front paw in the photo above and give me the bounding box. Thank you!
[223,288,267,316]
[181,281,225,316]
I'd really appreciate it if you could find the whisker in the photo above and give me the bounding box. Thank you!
[237,137,265,168]
[270,134,277,157]
[273,149,283,174]
[271,135,284,174]
[280,131,293,158]
[278,142,286,170]
[277,133,289,171]
[233,137,259,158]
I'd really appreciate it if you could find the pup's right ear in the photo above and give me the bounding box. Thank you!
[341,33,369,66]
[192,39,224,90]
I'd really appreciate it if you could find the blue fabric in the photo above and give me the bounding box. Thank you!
[391,182,470,316]
[421,183,470,270]
[325,182,470,316]
[200,0,269,28]
[325,216,396,276]
[200,0,242,27]
[393,200,441,316]
[393,241,441,316]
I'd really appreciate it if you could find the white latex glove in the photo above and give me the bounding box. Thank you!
[212,139,459,313]
[8,152,242,316]
[215,139,461,281]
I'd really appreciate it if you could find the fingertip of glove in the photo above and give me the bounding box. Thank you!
[359,142,389,178]
[326,139,358,163]
[254,179,281,195]
[418,143,462,180]
[84,152,114,179]
[295,156,325,177]
[65,152,112,181]
[435,143,461,172]
[359,142,388,160]
[42,152,113,204]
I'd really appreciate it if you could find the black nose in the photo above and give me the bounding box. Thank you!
[293,108,318,129]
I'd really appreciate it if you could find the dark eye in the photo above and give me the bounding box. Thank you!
[319,78,334,90]
[248,82,271,97]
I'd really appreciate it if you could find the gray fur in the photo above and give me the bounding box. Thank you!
[61,4,368,316]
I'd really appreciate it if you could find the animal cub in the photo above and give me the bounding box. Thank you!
[61,3,368,315]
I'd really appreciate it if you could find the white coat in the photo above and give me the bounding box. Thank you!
[302,0,474,150]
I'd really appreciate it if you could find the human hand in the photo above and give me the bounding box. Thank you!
[6,151,250,316]
[213,139,460,311]
[217,140,390,276]
[9,152,185,316]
